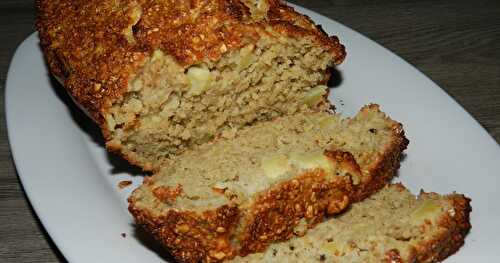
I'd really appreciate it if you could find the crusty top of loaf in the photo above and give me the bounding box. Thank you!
[36,0,346,122]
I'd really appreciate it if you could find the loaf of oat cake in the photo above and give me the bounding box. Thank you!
[128,105,408,262]
[232,184,471,263]
[36,0,346,171]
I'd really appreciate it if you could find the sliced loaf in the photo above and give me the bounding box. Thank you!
[36,0,346,171]
[128,105,408,262]
[232,184,471,263]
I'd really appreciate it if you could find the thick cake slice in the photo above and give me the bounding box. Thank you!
[128,105,408,262]
[232,184,471,263]
[36,0,346,171]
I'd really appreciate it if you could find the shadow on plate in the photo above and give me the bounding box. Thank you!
[327,67,343,88]
[48,75,145,176]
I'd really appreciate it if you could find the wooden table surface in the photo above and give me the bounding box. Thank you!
[0,0,498,262]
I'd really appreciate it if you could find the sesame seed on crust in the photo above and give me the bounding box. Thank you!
[128,203,240,263]
[238,167,353,256]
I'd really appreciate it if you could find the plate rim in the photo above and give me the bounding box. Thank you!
[6,4,500,262]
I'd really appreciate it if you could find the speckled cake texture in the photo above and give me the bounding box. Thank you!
[128,105,408,262]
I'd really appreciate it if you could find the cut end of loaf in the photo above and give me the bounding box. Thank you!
[104,36,337,171]
[128,105,408,262]
[37,0,346,122]
[37,0,346,172]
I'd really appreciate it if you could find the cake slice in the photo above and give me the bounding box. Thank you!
[128,105,408,262]
[232,184,471,263]
[36,0,346,171]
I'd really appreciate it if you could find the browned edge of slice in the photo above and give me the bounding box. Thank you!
[236,150,359,255]
[128,150,356,262]
[129,127,407,263]
[229,184,471,263]
[129,203,240,262]
[401,192,472,263]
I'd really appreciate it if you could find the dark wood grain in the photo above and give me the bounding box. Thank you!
[0,0,498,262]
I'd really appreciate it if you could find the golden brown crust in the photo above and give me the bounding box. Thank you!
[36,0,346,124]
[407,194,472,263]
[128,203,240,263]
[36,0,148,123]
[238,160,353,255]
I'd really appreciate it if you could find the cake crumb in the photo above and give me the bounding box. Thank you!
[118,180,133,189]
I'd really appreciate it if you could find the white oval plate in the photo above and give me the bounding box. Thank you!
[6,4,500,262]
